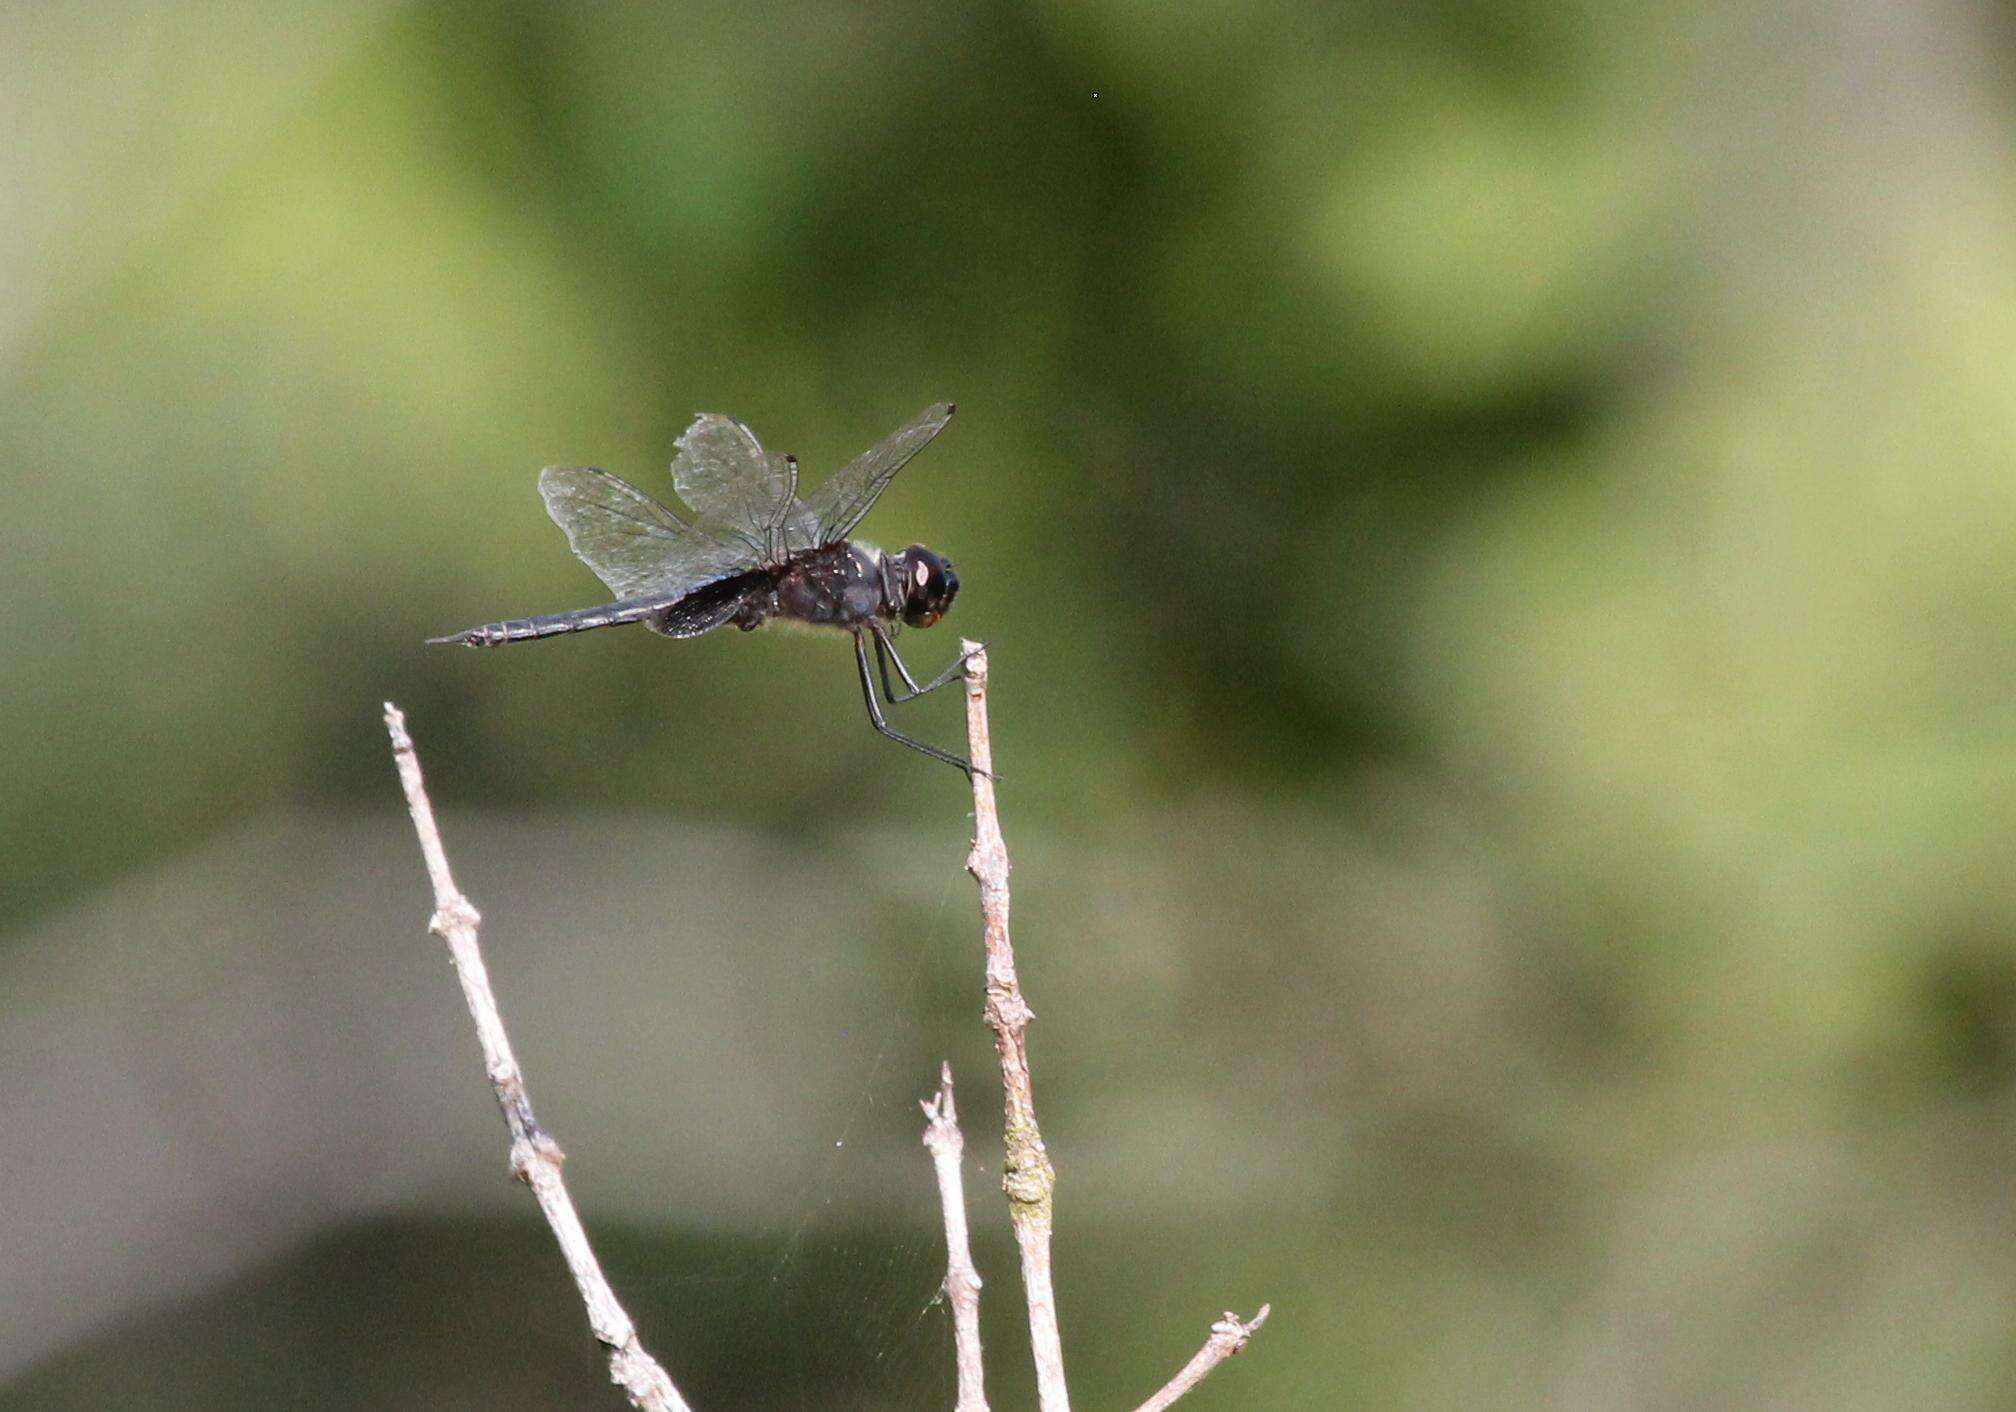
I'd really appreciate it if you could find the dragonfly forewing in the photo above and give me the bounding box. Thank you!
[801,401,956,548]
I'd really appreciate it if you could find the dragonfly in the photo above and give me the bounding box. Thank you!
[430,403,979,773]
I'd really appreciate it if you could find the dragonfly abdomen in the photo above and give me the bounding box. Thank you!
[429,603,653,647]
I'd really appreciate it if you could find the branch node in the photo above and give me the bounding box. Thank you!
[1001,1155,1054,1209]
[984,985,1035,1030]
[508,1131,567,1182]
[430,896,482,936]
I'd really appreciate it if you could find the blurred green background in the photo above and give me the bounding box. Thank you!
[8,0,2016,1407]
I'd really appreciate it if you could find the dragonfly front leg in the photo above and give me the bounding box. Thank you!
[853,632,976,775]
[870,623,983,705]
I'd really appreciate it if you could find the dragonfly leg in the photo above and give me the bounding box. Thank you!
[870,623,985,704]
[854,632,978,776]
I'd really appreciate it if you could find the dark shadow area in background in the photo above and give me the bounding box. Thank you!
[0,1213,1309,1410]
[0,1217,948,1411]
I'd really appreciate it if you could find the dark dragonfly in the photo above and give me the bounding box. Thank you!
[431,402,978,773]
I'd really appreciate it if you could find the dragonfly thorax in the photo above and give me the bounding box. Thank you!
[764,542,888,631]
[760,541,957,634]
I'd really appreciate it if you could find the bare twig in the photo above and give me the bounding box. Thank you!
[384,703,691,1412]
[1130,1306,1272,1412]
[959,643,1070,1412]
[957,648,1270,1409]
[921,1063,989,1412]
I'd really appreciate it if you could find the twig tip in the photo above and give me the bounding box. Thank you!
[384,702,413,751]
[921,1061,962,1130]
[958,638,988,688]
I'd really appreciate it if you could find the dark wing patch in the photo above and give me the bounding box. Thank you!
[645,569,770,639]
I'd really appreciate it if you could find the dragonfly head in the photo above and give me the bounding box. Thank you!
[896,546,959,629]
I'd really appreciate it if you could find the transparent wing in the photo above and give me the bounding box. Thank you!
[798,402,956,549]
[538,466,761,600]
[775,483,821,556]
[670,413,798,563]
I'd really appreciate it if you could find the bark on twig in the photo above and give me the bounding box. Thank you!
[955,647,1269,1410]
[384,703,691,1412]
[921,1063,989,1412]
[959,643,1070,1412]
[1130,1306,1272,1412]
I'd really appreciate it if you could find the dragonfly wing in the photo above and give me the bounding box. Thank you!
[538,466,760,600]
[799,402,956,548]
[645,569,770,639]
[775,492,822,557]
[670,413,797,563]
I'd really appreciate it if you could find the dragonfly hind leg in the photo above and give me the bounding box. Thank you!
[853,632,977,776]
[869,624,984,704]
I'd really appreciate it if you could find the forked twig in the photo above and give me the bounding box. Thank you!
[959,642,1071,1412]
[393,651,1266,1411]
[955,645,1270,1412]
[921,1063,989,1412]
[384,704,691,1412]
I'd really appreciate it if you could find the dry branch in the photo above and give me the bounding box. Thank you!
[384,703,691,1412]
[389,640,1267,1410]
[955,644,1270,1412]
[1130,1306,1272,1412]
[959,642,1070,1412]
[921,1063,989,1412]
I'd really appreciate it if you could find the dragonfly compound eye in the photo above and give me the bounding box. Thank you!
[901,546,958,627]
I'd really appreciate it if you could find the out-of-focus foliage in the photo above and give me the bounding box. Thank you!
[9,0,2016,1406]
